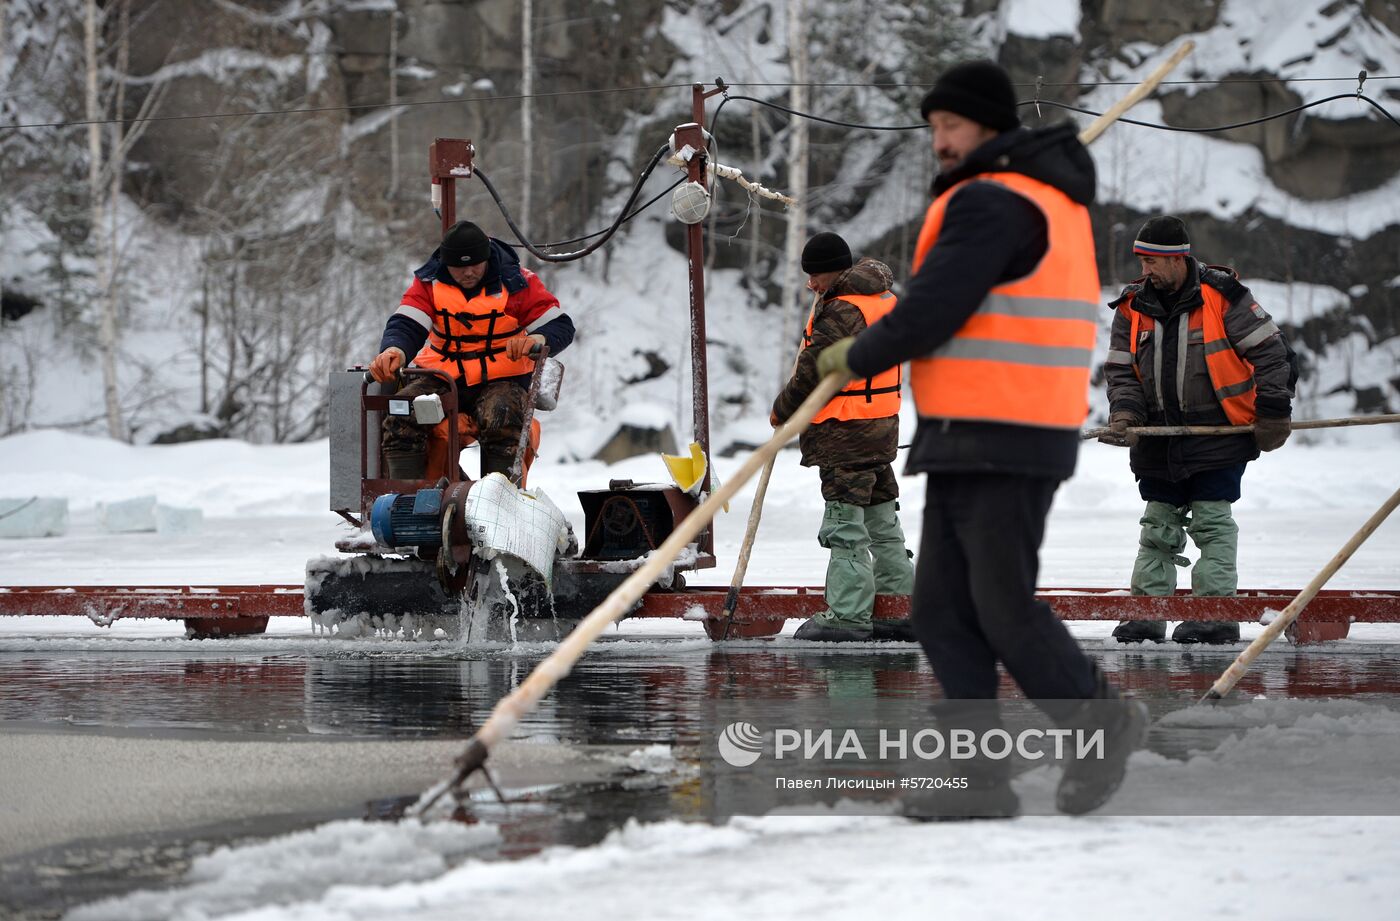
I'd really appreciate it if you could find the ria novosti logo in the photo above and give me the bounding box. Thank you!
[717,721,764,767]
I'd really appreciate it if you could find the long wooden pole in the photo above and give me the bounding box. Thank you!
[1082,413,1400,441]
[417,374,846,811]
[1076,41,1195,146]
[720,291,823,638]
[1202,485,1400,702]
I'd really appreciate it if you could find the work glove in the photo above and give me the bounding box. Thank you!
[1097,410,1143,448]
[369,347,406,384]
[505,333,546,361]
[1253,416,1291,452]
[815,336,856,380]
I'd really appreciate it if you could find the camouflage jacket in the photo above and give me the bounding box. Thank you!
[771,258,900,473]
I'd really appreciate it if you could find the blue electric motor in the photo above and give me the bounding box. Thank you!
[370,488,445,548]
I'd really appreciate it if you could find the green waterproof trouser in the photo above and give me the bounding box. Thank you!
[1186,499,1238,596]
[1130,501,1188,597]
[864,499,915,595]
[1130,500,1239,597]
[817,501,875,628]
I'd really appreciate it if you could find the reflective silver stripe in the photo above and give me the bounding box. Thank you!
[525,305,565,333]
[1216,380,1254,399]
[1105,349,1134,365]
[1236,321,1280,351]
[979,293,1098,323]
[1203,338,1232,355]
[1152,322,1165,411]
[393,304,432,331]
[931,338,1093,368]
[1176,316,1190,412]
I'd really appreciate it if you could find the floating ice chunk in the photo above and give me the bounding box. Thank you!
[155,504,204,536]
[0,497,68,539]
[98,495,158,533]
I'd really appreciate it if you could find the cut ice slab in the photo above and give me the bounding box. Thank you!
[463,474,573,590]
[155,504,204,536]
[0,497,68,539]
[97,495,157,533]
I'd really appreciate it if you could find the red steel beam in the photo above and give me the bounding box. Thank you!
[632,586,1400,624]
[2,585,1398,624]
[0,586,305,619]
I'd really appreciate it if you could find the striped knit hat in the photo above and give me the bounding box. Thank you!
[1132,215,1190,257]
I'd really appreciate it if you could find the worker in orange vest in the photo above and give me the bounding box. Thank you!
[771,232,915,643]
[1101,216,1294,644]
[816,61,1145,817]
[368,220,573,480]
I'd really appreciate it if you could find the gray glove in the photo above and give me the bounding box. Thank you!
[1254,416,1290,452]
[1098,410,1143,448]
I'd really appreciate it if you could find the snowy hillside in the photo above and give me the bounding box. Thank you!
[1,0,1398,448]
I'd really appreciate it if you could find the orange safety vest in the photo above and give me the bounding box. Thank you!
[413,281,535,386]
[908,172,1099,430]
[1119,285,1257,425]
[803,291,902,423]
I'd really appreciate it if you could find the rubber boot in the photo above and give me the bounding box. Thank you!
[1113,501,1188,644]
[1172,500,1241,644]
[904,702,1019,821]
[480,443,517,479]
[1055,666,1150,815]
[384,451,427,481]
[864,499,916,641]
[794,501,874,642]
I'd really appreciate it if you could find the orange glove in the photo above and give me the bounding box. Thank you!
[506,334,546,361]
[369,347,405,384]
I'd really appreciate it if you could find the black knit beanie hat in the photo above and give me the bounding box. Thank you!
[440,220,492,267]
[919,60,1020,132]
[801,232,853,274]
[1132,215,1191,257]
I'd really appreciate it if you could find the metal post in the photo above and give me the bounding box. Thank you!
[673,84,724,559]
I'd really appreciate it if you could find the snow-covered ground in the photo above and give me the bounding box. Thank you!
[2,426,1399,919]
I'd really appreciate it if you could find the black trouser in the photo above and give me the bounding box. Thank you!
[912,473,1097,714]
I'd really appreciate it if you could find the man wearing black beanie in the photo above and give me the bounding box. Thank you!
[772,233,915,643]
[814,59,1146,818]
[369,220,575,481]
[1102,215,1295,645]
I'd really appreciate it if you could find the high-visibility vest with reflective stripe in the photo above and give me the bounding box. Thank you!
[1120,285,1257,425]
[414,281,536,386]
[803,291,902,423]
[909,172,1099,429]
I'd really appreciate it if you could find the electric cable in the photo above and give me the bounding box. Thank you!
[474,142,673,261]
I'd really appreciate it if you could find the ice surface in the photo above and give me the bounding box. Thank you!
[97,495,158,534]
[0,497,67,539]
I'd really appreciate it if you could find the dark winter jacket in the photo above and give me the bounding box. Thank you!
[772,258,900,493]
[1104,258,1293,481]
[379,238,575,362]
[847,124,1096,480]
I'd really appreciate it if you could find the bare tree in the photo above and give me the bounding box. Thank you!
[778,0,809,386]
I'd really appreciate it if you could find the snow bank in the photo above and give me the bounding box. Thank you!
[67,819,497,921]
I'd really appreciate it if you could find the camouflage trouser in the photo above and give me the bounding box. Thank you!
[382,375,528,463]
[817,462,899,506]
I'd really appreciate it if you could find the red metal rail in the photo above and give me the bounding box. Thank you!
[2,584,1397,644]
